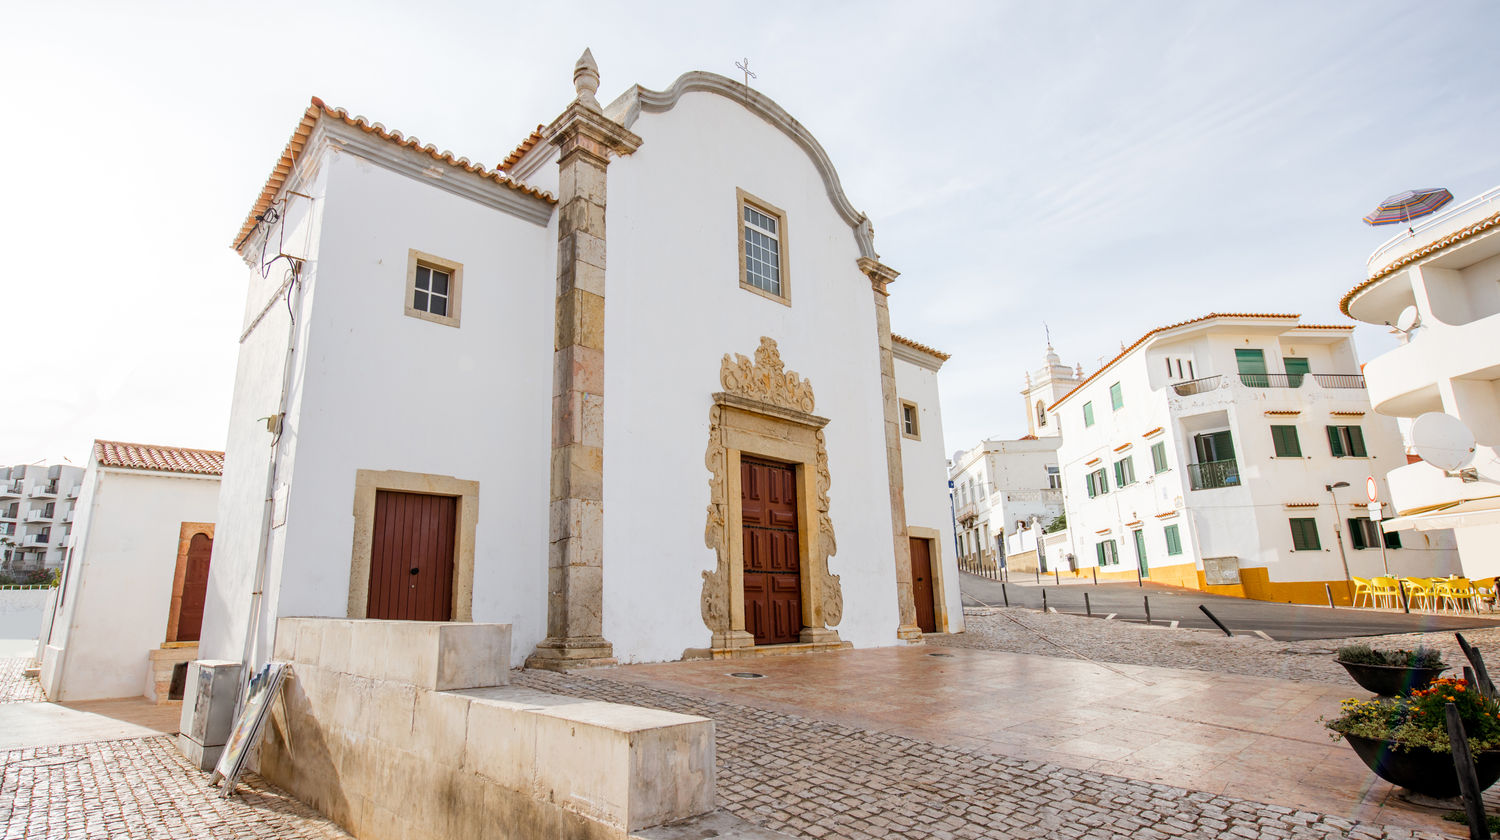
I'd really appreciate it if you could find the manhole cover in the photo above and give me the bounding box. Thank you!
[928,653,955,658]
[728,672,766,679]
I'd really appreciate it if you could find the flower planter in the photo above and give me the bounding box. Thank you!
[1342,733,1500,798]
[1334,659,1448,697]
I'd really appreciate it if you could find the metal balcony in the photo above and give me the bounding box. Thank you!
[24,510,48,523]
[1188,459,1241,491]
[0,483,22,498]
[23,534,50,547]
[29,484,57,498]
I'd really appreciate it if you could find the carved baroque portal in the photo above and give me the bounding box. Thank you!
[702,338,843,649]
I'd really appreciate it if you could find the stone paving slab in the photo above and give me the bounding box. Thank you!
[516,666,1456,840]
[0,656,44,705]
[0,736,350,839]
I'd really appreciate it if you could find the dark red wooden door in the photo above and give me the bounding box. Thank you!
[742,458,801,645]
[176,533,213,642]
[368,491,456,621]
[910,537,937,633]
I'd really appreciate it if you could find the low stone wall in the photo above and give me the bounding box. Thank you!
[0,587,52,641]
[262,618,715,840]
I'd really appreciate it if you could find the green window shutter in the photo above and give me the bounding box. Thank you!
[1087,472,1096,498]
[1235,349,1267,375]
[1152,442,1168,473]
[1123,457,1134,484]
[1290,517,1321,551]
[1348,519,1367,550]
[1283,357,1310,376]
[1083,402,1094,427]
[1348,426,1367,457]
[1164,524,1182,555]
[1384,528,1402,550]
[1110,382,1124,410]
[1326,426,1345,457]
[1096,542,1106,565]
[1271,425,1302,457]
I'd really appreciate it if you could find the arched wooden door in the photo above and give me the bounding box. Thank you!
[174,532,213,642]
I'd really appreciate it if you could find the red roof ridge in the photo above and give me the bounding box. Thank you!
[1048,313,1302,412]
[891,333,952,361]
[93,439,225,476]
[499,125,546,172]
[234,98,557,251]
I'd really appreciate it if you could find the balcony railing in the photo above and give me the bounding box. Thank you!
[23,534,50,547]
[1173,376,1223,396]
[29,484,56,498]
[1188,459,1241,490]
[24,510,48,523]
[1239,373,1303,388]
[955,501,979,524]
[67,486,80,499]
[1367,186,1500,271]
[0,483,22,497]
[1312,373,1366,389]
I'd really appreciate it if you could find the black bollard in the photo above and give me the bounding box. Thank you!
[1092,567,1098,585]
[1054,569,1060,585]
[1085,592,1092,617]
[1326,583,1335,609]
[1199,605,1232,637]
[1397,579,1410,614]
[1144,596,1151,625]
[1002,583,1009,608]
[1042,589,1048,613]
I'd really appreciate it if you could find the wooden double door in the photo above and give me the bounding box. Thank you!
[741,458,802,646]
[368,490,456,621]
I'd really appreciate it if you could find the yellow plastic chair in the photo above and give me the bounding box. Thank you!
[1402,577,1435,611]
[1446,578,1481,614]
[1371,576,1402,610]
[1350,577,1374,609]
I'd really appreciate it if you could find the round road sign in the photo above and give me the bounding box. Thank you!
[1366,476,1378,503]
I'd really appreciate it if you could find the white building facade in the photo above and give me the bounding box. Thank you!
[0,463,84,574]
[1051,313,1457,603]
[1343,186,1500,576]
[39,441,221,702]
[200,55,961,676]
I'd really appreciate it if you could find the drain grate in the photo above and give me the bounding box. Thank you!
[728,672,767,679]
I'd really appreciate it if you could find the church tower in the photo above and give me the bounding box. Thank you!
[1021,343,1082,438]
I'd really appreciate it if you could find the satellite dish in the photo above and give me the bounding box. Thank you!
[1394,305,1421,333]
[1411,412,1476,471]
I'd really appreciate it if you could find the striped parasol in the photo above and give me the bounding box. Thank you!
[1363,188,1454,227]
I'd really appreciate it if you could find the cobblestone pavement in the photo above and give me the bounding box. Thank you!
[0,657,44,704]
[930,607,1500,686]
[516,669,1451,840]
[0,736,350,840]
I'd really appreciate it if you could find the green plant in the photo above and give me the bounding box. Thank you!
[1336,644,1445,669]
[1325,678,1500,754]
[1043,512,1067,534]
[1443,811,1500,832]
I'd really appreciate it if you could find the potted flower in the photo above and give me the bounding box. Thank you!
[1333,644,1448,696]
[1325,677,1500,798]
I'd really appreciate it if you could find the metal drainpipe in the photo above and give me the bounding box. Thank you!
[235,261,305,715]
[947,480,960,570]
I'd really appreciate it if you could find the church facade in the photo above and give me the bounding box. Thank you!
[199,53,959,671]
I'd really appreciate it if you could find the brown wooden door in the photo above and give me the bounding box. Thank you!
[368,490,456,621]
[910,536,937,633]
[175,533,213,642]
[742,458,801,645]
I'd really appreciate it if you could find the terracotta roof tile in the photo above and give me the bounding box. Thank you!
[1341,208,1500,317]
[891,334,951,361]
[1048,313,1303,412]
[499,125,545,171]
[234,98,556,251]
[93,440,224,476]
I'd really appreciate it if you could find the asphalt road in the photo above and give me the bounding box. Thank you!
[959,572,1500,642]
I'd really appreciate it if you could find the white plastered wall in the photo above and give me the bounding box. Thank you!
[42,468,219,701]
[895,354,962,634]
[599,91,902,661]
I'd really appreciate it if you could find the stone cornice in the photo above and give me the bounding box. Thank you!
[609,71,879,261]
[320,119,555,228]
[544,101,642,162]
[712,392,829,430]
[857,257,901,295]
[891,340,945,371]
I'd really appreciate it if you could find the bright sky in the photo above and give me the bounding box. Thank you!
[3,1,1498,465]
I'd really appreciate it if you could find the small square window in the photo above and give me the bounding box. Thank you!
[1271,425,1302,458]
[1289,517,1321,551]
[1326,425,1367,458]
[405,250,463,328]
[1109,382,1124,411]
[900,401,921,440]
[737,189,789,305]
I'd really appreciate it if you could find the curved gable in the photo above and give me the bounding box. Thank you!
[606,71,878,260]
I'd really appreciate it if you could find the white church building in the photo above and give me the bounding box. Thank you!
[198,52,960,676]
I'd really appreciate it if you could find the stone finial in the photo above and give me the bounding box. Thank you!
[574,48,601,109]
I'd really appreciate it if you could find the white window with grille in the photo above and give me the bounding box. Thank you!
[737,190,789,303]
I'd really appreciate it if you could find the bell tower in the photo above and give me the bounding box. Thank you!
[1022,343,1081,438]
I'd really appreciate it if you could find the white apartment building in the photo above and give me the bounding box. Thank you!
[0,463,84,574]
[1050,313,1458,603]
[948,345,1076,575]
[1343,186,1500,576]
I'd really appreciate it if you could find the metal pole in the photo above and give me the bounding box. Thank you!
[1144,596,1151,625]
[1092,567,1098,585]
[1034,566,1040,584]
[1326,583,1335,609]
[1054,569,1060,586]
[1042,589,1048,613]
[1327,485,1353,589]
[1199,605,1232,637]
[1085,592,1092,617]
[1001,583,1009,608]
[1377,527,1392,577]
[1398,578,1410,614]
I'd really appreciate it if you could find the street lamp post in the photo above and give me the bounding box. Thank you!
[1326,482,1353,600]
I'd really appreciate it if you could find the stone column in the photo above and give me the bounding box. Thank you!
[527,50,642,671]
[858,257,922,642]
